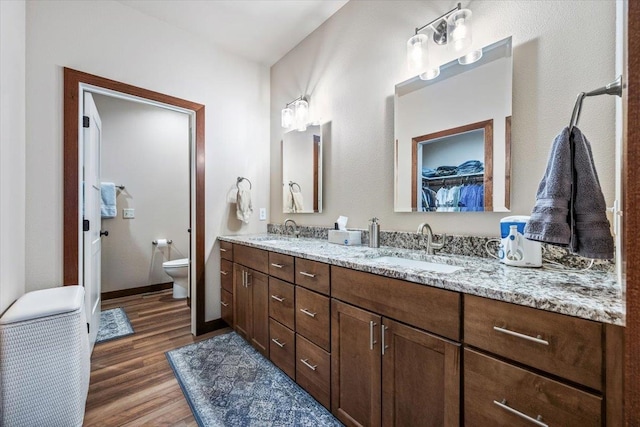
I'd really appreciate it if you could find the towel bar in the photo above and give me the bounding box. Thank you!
[237,176,252,190]
[152,240,173,245]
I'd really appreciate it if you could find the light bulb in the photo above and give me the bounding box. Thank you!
[281,107,294,128]
[407,33,428,75]
[447,9,473,53]
[294,99,309,132]
[458,49,483,65]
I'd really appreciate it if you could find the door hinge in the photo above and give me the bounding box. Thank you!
[83,116,90,128]
[87,323,90,334]
[83,219,90,231]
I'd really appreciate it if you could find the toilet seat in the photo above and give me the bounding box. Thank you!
[163,258,189,268]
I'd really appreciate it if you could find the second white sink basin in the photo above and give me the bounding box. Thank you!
[373,256,463,274]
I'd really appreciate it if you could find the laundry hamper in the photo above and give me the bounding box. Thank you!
[0,286,90,427]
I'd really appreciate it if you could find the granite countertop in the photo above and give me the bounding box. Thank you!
[218,234,624,326]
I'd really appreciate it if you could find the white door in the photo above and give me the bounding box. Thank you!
[83,92,102,351]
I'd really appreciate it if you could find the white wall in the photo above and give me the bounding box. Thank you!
[270,1,617,236]
[26,0,270,321]
[0,0,26,314]
[93,94,190,293]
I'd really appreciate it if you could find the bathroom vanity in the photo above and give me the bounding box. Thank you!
[218,234,623,426]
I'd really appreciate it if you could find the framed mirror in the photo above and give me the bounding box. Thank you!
[394,36,512,213]
[282,124,322,213]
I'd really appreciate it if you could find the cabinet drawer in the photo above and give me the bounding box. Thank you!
[269,277,295,330]
[296,287,330,351]
[464,349,601,427]
[295,259,330,295]
[331,266,460,341]
[234,244,268,274]
[296,334,331,409]
[269,252,295,283]
[220,259,233,293]
[219,240,233,261]
[221,289,233,326]
[464,295,602,390]
[269,319,295,380]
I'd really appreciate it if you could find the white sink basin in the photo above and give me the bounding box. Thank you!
[373,256,463,274]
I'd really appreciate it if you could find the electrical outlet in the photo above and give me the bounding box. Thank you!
[123,208,135,219]
[259,208,267,221]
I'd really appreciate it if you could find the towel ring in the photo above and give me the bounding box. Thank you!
[289,181,301,192]
[237,177,252,190]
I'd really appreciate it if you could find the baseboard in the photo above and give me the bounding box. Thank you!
[196,318,229,336]
[102,282,173,300]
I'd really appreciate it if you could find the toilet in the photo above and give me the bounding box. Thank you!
[162,258,189,299]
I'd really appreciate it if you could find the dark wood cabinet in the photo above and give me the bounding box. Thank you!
[221,289,233,327]
[331,299,460,427]
[233,262,269,358]
[382,318,460,427]
[331,299,382,427]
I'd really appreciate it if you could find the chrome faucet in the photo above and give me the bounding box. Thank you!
[417,223,446,255]
[284,218,300,237]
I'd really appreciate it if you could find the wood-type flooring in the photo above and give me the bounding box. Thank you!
[83,290,230,426]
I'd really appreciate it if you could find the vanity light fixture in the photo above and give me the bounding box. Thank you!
[281,96,310,132]
[407,2,478,79]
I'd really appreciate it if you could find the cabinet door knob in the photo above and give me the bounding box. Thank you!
[493,326,549,346]
[299,308,316,318]
[493,399,548,427]
[369,321,377,350]
[271,338,286,348]
[300,358,317,371]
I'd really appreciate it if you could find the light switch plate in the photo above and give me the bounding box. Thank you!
[123,208,135,219]
[259,208,266,221]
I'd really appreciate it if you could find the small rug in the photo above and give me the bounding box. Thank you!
[96,307,134,344]
[166,331,342,427]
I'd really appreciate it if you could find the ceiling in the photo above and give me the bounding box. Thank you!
[117,0,349,66]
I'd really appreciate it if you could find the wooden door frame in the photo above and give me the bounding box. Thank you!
[626,1,639,423]
[411,119,494,211]
[63,67,210,335]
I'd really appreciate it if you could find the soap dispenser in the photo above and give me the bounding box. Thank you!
[369,217,380,248]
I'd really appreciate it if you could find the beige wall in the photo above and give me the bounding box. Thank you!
[270,1,617,236]
[25,0,270,321]
[0,0,26,314]
[93,95,190,293]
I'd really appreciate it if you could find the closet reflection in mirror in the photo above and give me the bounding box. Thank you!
[282,124,322,213]
[394,36,512,213]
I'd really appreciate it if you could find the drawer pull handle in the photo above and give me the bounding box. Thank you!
[370,320,377,350]
[271,263,284,269]
[300,308,317,318]
[299,271,316,278]
[220,248,227,252]
[271,295,285,302]
[493,399,548,427]
[493,326,549,346]
[220,271,228,276]
[300,358,317,371]
[271,338,286,348]
[220,301,229,307]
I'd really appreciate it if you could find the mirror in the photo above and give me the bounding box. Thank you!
[282,124,322,213]
[394,36,512,212]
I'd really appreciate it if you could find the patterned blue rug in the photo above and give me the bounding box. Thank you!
[166,331,342,427]
[96,307,134,344]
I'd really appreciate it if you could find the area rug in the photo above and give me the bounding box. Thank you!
[95,307,134,343]
[166,331,342,427]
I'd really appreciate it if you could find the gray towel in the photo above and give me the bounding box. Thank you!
[524,127,613,259]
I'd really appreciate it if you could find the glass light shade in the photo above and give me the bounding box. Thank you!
[419,66,440,81]
[447,9,473,53]
[407,33,429,75]
[458,49,483,65]
[294,99,309,132]
[281,107,294,128]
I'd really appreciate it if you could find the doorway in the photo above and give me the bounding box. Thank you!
[63,68,207,335]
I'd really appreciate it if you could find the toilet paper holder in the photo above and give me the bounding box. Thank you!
[152,240,173,245]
